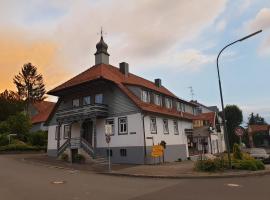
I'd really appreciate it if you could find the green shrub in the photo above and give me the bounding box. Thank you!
[27,131,47,146]
[232,159,265,171]
[0,134,9,146]
[233,143,243,160]
[195,158,223,172]
[0,143,45,152]
[61,153,69,162]
[74,154,85,163]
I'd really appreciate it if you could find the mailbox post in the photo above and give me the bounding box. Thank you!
[105,124,113,172]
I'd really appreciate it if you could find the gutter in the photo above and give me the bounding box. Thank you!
[142,113,147,164]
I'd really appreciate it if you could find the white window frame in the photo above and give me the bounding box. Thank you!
[150,117,157,134]
[55,126,61,140]
[83,96,91,105]
[118,117,128,135]
[163,119,169,134]
[72,99,80,107]
[173,120,179,135]
[63,125,71,139]
[181,103,185,112]
[141,90,150,103]
[176,102,181,111]
[154,94,162,106]
[105,118,115,135]
[165,98,172,109]
[95,93,103,104]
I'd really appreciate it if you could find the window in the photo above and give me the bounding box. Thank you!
[105,119,115,135]
[64,125,71,139]
[83,96,91,105]
[141,90,150,103]
[163,119,169,134]
[150,117,157,134]
[154,94,162,106]
[173,120,179,135]
[120,149,127,157]
[181,103,186,112]
[106,149,113,157]
[95,94,103,104]
[165,98,172,109]
[72,99,80,107]
[55,126,61,140]
[176,102,181,111]
[118,117,128,135]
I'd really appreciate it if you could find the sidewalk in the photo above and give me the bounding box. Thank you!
[21,154,270,179]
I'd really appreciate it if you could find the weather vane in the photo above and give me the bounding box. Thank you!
[98,26,107,37]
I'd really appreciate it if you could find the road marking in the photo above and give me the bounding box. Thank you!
[51,180,66,184]
[226,183,241,187]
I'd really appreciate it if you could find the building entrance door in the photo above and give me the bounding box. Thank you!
[82,120,93,146]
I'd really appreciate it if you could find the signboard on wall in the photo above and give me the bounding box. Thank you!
[151,145,164,157]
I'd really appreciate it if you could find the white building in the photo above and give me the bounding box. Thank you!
[46,35,198,164]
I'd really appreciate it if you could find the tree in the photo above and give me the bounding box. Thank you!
[13,63,46,111]
[6,113,31,142]
[248,113,266,125]
[224,105,243,150]
[0,90,24,121]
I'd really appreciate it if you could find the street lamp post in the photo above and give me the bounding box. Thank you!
[217,30,262,168]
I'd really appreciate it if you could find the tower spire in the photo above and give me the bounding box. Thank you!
[95,27,109,65]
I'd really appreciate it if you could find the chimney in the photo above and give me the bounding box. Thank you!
[119,62,129,76]
[154,78,162,87]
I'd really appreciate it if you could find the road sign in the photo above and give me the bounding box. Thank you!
[235,126,245,137]
[105,124,113,136]
[151,145,164,157]
[105,135,111,144]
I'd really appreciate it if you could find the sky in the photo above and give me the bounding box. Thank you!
[0,0,269,123]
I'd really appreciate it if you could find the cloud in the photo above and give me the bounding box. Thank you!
[0,30,71,93]
[0,0,227,93]
[216,19,227,32]
[245,8,270,55]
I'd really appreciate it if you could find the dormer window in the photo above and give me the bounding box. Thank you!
[154,94,162,106]
[165,98,172,109]
[72,99,80,107]
[95,94,103,104]
[176,102,181,111]
[141,90,150,103]
[181,103,186,112]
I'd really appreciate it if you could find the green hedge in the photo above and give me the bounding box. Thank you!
[195,156,265,172]
[0,143,45,152]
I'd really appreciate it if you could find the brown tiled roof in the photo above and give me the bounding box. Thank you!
[48,64,177,97]
[31,101,56,124]
[193,112,216,126]
[48,64,194,120]
[249,125,270,133]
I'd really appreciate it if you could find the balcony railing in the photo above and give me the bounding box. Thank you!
[56,104,108,122]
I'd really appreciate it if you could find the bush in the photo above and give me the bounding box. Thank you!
[0,143,45,152]
[195,158,223,172]
[27,131,47,146]
[74,154,85,163]
[232,159,265,171]
[0,134,9,146]
[233,143,243,160]
[61,153,69,162]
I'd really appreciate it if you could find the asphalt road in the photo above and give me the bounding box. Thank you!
[0,154,269,200]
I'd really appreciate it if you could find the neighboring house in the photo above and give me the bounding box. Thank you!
[46,35,197,164]
[29,101,56,132]
[188,101,226,155]
[248,125,270,148]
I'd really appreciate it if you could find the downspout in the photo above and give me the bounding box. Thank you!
[142,113,147,164]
